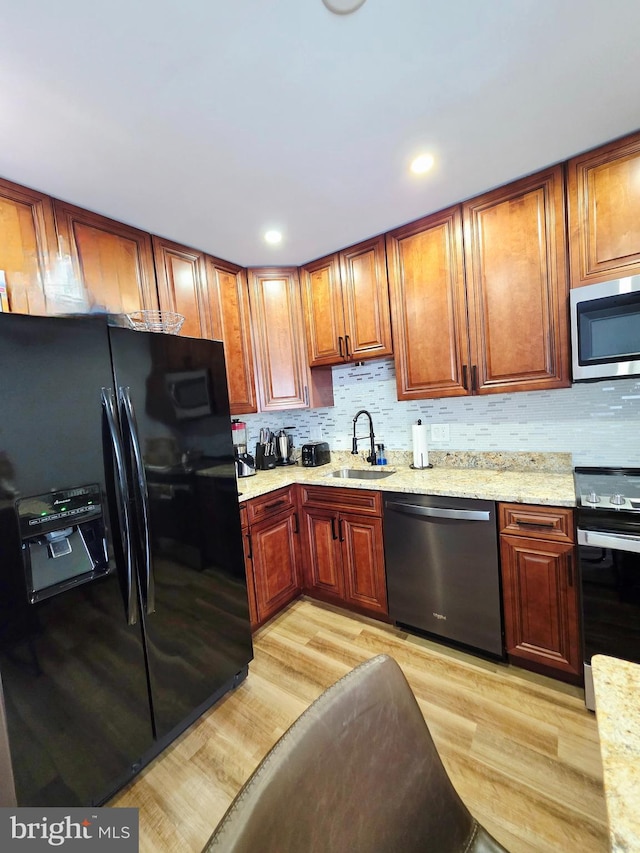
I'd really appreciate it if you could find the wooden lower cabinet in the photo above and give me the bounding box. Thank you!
[499,503,580,683]
[241,489,301,630]
[300,487,388,618]
[302,507,345,600]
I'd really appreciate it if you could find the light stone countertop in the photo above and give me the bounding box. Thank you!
[228,453,576,507]
[592,655,640,852]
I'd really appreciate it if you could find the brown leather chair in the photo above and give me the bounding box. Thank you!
[203,654,508,852]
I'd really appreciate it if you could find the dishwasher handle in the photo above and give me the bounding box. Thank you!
[384,501,492,522]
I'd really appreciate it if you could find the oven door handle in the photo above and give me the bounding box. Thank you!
[578,528,640,554]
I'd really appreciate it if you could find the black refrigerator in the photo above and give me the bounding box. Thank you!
[0,312,253,807]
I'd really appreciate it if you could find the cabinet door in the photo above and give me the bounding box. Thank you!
[250,508,301,624]
[340,235,392,363]
[248,267,333,411]
[0,178,56,315]
[500,534,580,681]
[386,207,470,400]
[206,255,257,414]
[340,513,387,616]
[53,201,157,316]
[300,254,345,366]
[153,236,211,339]
[567,130,640,286]
[300,506,344,600]
[463,167,570,394]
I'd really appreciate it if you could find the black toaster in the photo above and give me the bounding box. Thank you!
[301,441,331,467]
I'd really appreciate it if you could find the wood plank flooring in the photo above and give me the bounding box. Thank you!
[110,598,608,852]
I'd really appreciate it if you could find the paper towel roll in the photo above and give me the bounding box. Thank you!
[412,422,429,469]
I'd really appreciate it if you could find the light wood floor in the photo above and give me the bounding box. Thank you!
[111,598,608,852]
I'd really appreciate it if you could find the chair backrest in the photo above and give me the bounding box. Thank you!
[203,654,508,853]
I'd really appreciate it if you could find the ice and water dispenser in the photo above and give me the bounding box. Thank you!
[17,484,109,602]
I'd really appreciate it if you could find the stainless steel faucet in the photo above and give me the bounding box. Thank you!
[352,409,376,464]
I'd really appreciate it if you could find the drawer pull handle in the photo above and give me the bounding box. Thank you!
[338,336,344,358]
[293,512,299,534]
[339,518,345,542]
[264,499,286,510]
[246,532,253,560]
[515,520,556,529]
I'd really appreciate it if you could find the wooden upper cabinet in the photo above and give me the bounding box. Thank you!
[340,236,392,362]
[0,178,57,315]
[206,255,257,414]
[152,236,210,339]
[300,254,344,365]
[386,207,470,400]
[463,166,570,394]
[248,267,334,411]
[567,130,640,287]
[53,201,157,316]
[300,235,392,366]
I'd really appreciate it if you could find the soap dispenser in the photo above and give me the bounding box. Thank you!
[375,443,387,466]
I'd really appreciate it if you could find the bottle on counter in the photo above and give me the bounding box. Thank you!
[375,443,387,466]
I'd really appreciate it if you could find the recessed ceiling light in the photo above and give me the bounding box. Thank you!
[264,230,283,245]
[410,153,435,175]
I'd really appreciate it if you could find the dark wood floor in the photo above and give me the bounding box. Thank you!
[111,598,608,852]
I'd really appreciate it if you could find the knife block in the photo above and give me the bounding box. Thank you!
[255,444,277,470]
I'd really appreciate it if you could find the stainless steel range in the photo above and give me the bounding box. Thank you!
[574,466,640,710]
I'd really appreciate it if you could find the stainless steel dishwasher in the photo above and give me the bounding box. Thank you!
[383,492,504,658]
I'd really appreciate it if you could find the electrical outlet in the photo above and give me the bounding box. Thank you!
[431,423,450,442]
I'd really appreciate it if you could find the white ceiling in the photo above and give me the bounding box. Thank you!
[1,0,639,267]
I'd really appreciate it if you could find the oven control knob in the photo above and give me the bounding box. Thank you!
[585,491,600,504]
[610,493,626,505]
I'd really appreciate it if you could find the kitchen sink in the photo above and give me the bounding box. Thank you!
[328,468,396,480]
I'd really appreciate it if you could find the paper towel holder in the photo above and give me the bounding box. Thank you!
[410,419,433,469]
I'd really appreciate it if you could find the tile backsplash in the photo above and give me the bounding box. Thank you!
[241,358,640,467]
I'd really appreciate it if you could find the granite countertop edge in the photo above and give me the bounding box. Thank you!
[231,464,576,506]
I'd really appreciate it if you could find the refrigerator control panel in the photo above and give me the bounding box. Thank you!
[17,484,103,537]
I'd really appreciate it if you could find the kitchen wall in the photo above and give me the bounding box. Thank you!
[242,358,640,467]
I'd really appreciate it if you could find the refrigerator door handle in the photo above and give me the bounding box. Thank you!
[118,386,155,615]
[101,387,138,626]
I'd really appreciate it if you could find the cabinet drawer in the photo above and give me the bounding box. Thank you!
[239,503,248,529]
[299,485,382,516]
[499,503,574,543]
[247,486,295,524]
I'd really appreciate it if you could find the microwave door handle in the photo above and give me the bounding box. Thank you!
[119,386,155,615]
[578,528,640,554]
[101,388,138,626]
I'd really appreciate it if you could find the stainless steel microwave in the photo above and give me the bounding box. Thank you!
[570,275,640,381]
